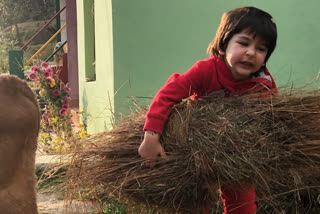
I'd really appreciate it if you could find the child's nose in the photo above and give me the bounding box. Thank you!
[245,46,256,56]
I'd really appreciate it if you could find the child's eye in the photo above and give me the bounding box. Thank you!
[257,46,267,52]
[238,41,248,46]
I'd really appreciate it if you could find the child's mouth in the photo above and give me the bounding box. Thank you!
[239,61,254,68]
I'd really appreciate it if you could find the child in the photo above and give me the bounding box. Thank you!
[138,6,277,214]
[53,42,67,66]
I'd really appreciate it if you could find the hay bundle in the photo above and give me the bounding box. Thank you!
[68,90,320,213]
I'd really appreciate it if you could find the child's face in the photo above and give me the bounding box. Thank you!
[219,30,268,81]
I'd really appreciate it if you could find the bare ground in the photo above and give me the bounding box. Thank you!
[36,153,101,214]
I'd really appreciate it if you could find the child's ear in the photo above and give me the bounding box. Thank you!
[218,50,225,55]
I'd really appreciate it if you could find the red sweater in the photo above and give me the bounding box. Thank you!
[144,54,277,134]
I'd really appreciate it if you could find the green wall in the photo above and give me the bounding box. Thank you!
[78,0,320,133]
[112,0,320,113]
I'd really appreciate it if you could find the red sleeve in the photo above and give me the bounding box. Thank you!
[144,61,213,134]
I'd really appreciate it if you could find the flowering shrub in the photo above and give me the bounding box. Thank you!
[27,62,86,153]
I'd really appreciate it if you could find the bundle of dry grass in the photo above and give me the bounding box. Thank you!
[67,90,320,213]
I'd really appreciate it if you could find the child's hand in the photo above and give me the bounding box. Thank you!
[138,131,167,167]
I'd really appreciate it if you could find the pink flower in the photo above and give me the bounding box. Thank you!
[60,82,72,94]
[42,114,48,121]
[63,96,71,105]
[59,108,68,116]
[52,89,61,98]
[41,62,49,68]
[44,67,53,79]
[42,114,49,122]
[60,82,65,90]
[45,67,53,75]
[44,70,51,78]
[44,105,49,112]
[62,104,69,109]
[64,87,71,94]
[28,71,37,80]
[31,66,39,72]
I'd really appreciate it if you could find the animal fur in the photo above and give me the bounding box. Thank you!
[0,75,40,214]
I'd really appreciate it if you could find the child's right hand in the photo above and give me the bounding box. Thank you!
[138,131,167,166]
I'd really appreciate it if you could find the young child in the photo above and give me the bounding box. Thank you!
[53,42,66,66]
[138,6,277,214]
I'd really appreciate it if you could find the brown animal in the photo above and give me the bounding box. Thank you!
[0,75,40,214]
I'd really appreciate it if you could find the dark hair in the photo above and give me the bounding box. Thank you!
[207,7,277,62]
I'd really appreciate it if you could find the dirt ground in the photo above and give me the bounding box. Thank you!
[37,190,100,214]
[37,191,65,214]
[35,153,101,214]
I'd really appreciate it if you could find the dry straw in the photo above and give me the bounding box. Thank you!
[67,89,320,213]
